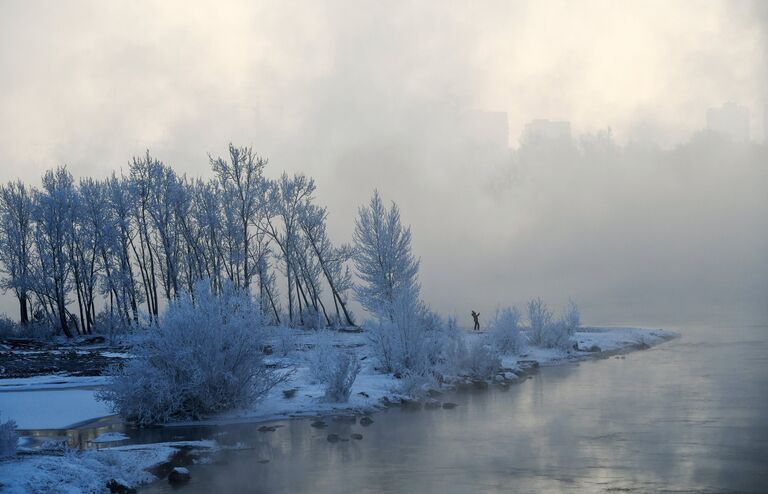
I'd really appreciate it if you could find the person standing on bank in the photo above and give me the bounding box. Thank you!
[471,310,480,331]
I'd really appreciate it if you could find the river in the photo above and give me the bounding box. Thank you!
[136,323,768,493]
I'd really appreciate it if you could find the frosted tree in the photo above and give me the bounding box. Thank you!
[145,161,182,301]
[192,179,224,292]
[298,202,355,326]
[527,297,553,347]
[174,177,206,295]
[353,190,420,320]
[263,173,315,325]
[32,167,77,337]
[0,181,34,324]
[70,178,106,333]
[106,174,142,323]
[129,154,160,320]
[210,144,267,292]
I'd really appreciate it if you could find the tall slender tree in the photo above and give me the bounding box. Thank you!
[353,190,420,321]
[0,180,34,324]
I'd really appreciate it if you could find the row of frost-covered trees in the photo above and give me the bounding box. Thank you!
[0,145,359,337]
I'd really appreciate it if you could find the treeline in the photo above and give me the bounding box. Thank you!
[0,144,355,336]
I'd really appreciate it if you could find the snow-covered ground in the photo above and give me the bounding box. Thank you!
[172,326,677,426]
[0,441,215,494]
[0,326,676,492]
[0,375,111,391]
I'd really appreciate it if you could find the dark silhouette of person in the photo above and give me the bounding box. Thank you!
[471,310,480,331]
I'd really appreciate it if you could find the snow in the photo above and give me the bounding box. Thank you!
[0,327,677,431]
[91,432,129,443]
[171,326,678,426]
[98,351,132,359]
[0,440,215,494]
[0,389,113,429]
[0,375,111,391]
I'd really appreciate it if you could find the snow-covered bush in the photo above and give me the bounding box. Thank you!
[460,339,501,380]
[301,306,323,330]
[539,320,573,349]
[438,328,501,381]
[0,315,19,337]
[489,307,524,354]
[98,280,285,425]
[527,298,577,349]
[270,326,295,357]
[307,337,361,402]
[527,297,553,347]
[395,371,435,399]
[0,413,18,458]
[0,316,54,340]
[561,300,581,336]
[367,286,442,375]
[92,310,132,345]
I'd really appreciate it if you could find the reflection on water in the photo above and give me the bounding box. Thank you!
[133,324,764,492]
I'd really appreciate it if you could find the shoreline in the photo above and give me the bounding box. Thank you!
[0,327,678,493]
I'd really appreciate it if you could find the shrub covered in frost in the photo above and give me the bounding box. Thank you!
[0,316,54,340]
[98,280,286,426]
[527,297,553,347]
[0,413,17,458]
[527,298,577,349]
[92,310,133,345]
[367,286,442,375]
[539,320,573,349]
[460,339,501,380]
[0,315,19,337]
[307,337,361,402]
[439,331,501,381]
[301,306,324,330]
[270,326,296,357]
[489,307,524,354]
[395,371,436,399]
[561,300,581,336]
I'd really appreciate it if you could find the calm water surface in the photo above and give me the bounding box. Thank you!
[141,324,767,494]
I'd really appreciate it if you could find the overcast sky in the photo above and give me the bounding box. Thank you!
[0,0,766,327]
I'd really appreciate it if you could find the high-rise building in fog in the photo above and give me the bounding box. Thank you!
[706,102,750,142]
[521,119,572,144]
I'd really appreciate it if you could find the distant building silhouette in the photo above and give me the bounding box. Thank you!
[521,119,572,144]
[706,102,750,142]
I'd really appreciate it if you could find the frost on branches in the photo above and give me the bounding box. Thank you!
[307,336,361,403]
[527,298,580,349]
[98,280,286,426]
[353,190,420,321]
[489,306,524,354]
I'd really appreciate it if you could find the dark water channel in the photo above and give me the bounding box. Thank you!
[135,324,768,493]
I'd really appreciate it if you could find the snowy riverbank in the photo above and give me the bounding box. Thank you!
[175,326,678,426]
[0,326,677,492]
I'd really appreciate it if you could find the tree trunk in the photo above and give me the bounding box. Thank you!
[19,293,29,325]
